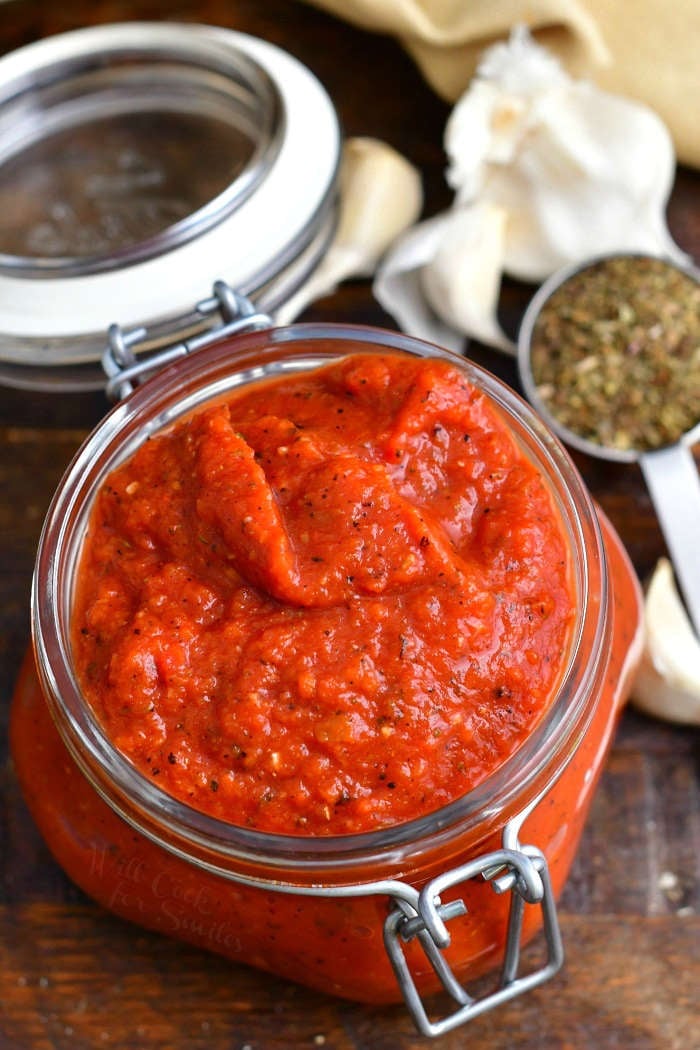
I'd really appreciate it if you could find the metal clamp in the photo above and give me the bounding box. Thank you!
[102,280,272,401]
[383,841,563,1038]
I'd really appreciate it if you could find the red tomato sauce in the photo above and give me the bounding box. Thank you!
[72,352,575,835]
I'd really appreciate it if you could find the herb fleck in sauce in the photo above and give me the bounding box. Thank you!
[530,256,700,452]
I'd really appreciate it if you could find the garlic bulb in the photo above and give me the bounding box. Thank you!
[631,558,700,726]
[445,25,688,283]
[374,26,688,353]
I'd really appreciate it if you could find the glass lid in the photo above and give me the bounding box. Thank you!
[0,29,282,276]
[0,23,341,390]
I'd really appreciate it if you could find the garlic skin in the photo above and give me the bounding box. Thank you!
[374,26,689,353]
[445,26,688,283]
[631,558,700,726]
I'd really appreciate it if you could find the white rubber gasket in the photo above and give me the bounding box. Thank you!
[0,22,341,362]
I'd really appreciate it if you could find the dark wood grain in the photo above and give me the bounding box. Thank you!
[1,1,699,1047]
[0,907,698,1050]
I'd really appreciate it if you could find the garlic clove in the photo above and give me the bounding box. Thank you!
[631,557,700,725]
[335,137,423,277]
[275,137,422,325]
[420,202,515,354]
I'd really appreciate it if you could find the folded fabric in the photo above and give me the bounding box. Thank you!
[303,0,700,170]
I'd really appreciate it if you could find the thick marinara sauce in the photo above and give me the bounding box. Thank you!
[72,352,575,835]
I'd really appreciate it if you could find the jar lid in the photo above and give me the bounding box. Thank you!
[0,23,341,390]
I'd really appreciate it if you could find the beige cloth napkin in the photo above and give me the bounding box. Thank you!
[304,0,700,169]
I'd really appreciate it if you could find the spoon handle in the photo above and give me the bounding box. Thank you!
[640,444,700,639]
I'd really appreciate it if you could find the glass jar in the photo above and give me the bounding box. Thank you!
[11,323,643,1038]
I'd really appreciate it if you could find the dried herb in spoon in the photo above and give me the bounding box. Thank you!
[530,255,700,452]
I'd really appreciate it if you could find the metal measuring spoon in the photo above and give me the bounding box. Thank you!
[518,254,700,639]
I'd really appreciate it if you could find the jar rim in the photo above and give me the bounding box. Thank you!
[32,323,609,880]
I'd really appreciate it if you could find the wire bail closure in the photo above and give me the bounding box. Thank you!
[102,280,272,401]
[382,835,563,1038]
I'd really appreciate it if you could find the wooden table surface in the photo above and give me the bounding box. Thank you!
[1,2,699,1048]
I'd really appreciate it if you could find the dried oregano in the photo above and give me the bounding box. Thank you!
[530,256,700,452]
